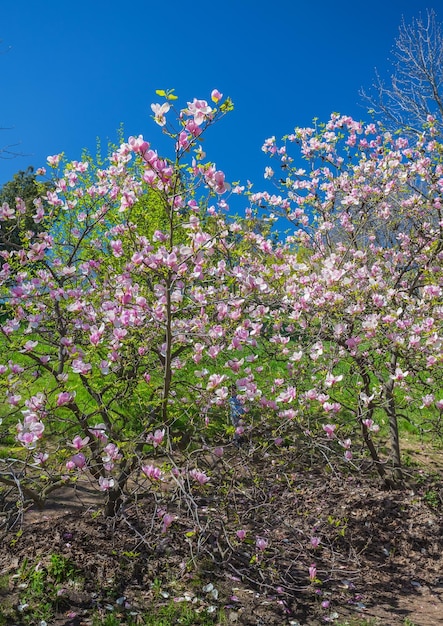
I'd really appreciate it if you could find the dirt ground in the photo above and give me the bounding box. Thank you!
[1,440,443,625]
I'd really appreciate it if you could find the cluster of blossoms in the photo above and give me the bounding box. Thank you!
[16,393,46,449]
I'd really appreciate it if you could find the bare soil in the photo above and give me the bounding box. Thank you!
[1,440,443,625]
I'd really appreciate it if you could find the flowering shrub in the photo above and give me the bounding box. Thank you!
[0,91,442,528]
[255,115,443,480]
[0,91,285,517]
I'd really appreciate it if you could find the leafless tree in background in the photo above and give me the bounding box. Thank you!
[361,9,443,137]
[0,41,22,161]
[0,133,22,160]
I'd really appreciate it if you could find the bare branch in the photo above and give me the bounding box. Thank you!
[0,132,24,160]
[361,9,443,137]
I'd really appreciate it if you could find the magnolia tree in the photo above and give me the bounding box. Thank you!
[0,90,290,520]
[254,115,443,482]
[1,90,443,528]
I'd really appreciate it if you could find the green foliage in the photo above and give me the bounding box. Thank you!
[327,515,348,538]
[423,489,440,509]
[155,88,178,101]
[128,189,169,239]
[11,554,81,624]
[219,96,234,113]
[336,617,418,626]
[90,601,225,626]
[47,553,78,583]
[140,601,224,626]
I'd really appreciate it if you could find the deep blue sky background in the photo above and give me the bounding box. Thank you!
[0,0,438,188]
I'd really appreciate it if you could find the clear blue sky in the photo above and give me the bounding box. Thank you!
[0,0,437,188]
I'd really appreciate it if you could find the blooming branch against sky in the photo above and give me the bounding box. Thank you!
[0,0,434,187]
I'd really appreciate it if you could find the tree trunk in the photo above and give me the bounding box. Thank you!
[384,350,403,483]
[384,381,403,482]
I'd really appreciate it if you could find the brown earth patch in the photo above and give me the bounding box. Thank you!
[1,445,443,625]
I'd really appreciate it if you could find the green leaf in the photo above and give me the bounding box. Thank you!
[155,89,167,97]
[220,97,234,113]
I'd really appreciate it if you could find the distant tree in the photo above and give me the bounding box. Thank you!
[0,166,51,253]
[361,9,443,137]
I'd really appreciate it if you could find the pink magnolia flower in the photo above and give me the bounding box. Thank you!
[7,393,21,407]
[310,341,324,360]
[70,435,90,450]
[89,324,105,346]
[391,367,409,381]
[70,453,86,469]
[211,89,223,103]
[310,536,321,548]
[89,423,108,442]
[236,529,247,541]
[322,424,337,439]
[189,469,210,485]
[100,360,110,375]
[25,393,46,410]
[339,438,352,449]
[226,358,244,372]
[324,373,343,387]
[420,394,434,408]
[161,513,175,533]
[185,118,203,138]
[71,359,92,375]
[213,170,230,194]
[279,409,297,420]
[362,419,379,432]
[276,386,297,403]
[128,134,149,154]
[309,563,317,581]
[147,428,165,447]
[71,159,88,172]
[176,131,190,151]
[21,340,38,353]
[34,452,49,465]
[110,239,123,257]
[98,476,115,491]
[151,102,170,126]
[102,443,122,463]
[256,537,268,552]
[206,373,227,390]
[47,154,62,167]
[16,414,45,448]
[186,98,212,126]
[57,391,75,407]
[345,336,361,353]
[142,464,163,480]
[323,402,341,413]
